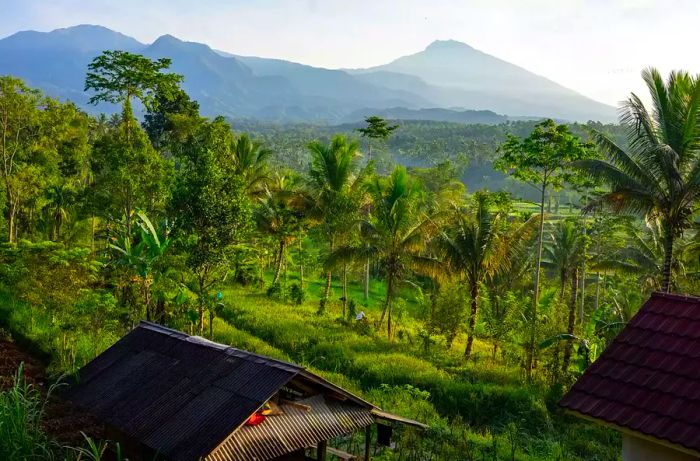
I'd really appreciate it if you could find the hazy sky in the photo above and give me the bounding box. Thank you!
[1,0,698,106]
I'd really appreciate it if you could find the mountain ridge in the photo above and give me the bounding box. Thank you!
[0,25,616,122]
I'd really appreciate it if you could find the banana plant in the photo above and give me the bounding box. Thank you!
[109,210,171,323]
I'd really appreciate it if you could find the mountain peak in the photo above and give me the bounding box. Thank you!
[152,34,181,44]
[425,39,474,52]
[53,24,116,35]
[0,24,144,52]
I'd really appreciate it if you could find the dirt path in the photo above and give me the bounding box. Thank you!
[0,338,103,445]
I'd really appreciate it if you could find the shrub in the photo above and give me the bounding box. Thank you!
[289,283,305,305]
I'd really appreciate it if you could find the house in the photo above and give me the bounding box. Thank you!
[560,292,700,461]
[67,321,425,461]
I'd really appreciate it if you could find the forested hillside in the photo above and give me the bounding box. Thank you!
[1,49,698,461]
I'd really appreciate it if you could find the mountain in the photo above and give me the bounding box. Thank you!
[350,40,616,122]
[0,26,616,122]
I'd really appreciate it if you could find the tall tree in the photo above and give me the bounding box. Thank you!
[142,87,200,150]
[85,50,183,125]
[437,193,535,358]
[90,113,171,236]
[358,116,398,300]
[357,115,398,163]
[496,119,593,378]
[542,220,586,373]
[576,68,700,293]
[254,173,310,287]
[333,166,438,337]
[0,77,42,243]
[307,135,367,303]
[231,133,272,198]
[169,116,252,334]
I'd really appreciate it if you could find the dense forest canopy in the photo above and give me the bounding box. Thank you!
[1,51,699,461]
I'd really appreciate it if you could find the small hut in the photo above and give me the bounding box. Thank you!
[560,292,700,461]
[67,321,425,461]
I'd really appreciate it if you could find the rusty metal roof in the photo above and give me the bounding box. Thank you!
[67,322,380,461]
[560,292,700,454]
[206,394,374,461]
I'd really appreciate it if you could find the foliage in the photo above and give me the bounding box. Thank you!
[169,116,252,333]
[85,50,183,113]
[3,64,696,461]
[576,68,700,292]
[0,363,57,460]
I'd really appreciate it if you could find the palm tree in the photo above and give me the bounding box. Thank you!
[231,133,272,198]
[339,166,439,338]
[542,220,585,373]
[437,194,536,358]
[307,135,368,302]
[254,173,310,287]
[576,68,700,292]
[43,185,74,241]
[594,220,685,293]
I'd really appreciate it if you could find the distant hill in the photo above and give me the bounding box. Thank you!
[0,25,616,123]
[342,107,507,124]
[350,40,616,122]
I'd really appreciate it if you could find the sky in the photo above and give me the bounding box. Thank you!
[1,0,698,107]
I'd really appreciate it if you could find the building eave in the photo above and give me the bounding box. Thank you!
[564,408,700,458]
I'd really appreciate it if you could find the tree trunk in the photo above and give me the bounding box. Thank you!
[91,215,96,256]
[379,275,393,337]
[559,271,567,301]
[364,257,370,301]
[7,204,15,243]
[209,310,214,339]
[324,271,332,300]
[465,280,479,359]
[579,222,587,324]
[562,268,578,374]
[661,230,674,292]
[595,270,601,311]
[197,276,205,335]
[299,239,304,290]
[324,239,334,300]
[342,264,348,317]
[527,182,547,379]
[272,240,285,286]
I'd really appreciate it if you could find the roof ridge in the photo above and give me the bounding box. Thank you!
[136,321,303,372]
[649,291,700,303]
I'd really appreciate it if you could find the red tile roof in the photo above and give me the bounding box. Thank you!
[560,292,700,454]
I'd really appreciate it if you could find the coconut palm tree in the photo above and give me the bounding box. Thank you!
[330,166,439,337]
[437,194,536,358]
[307,135,369,302]
[231,133,272,198]
[576,68,700,292]
[542,220,586,373]
[543,220,586,300]
[254,173,311,287]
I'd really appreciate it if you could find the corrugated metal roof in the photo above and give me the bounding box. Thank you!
[67,322,300,461]
[560,292,700,454]
[206,394,375,461]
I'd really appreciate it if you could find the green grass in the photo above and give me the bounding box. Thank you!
[214,283,619,461]
[0,276,620,460]
[0,364,58,460]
